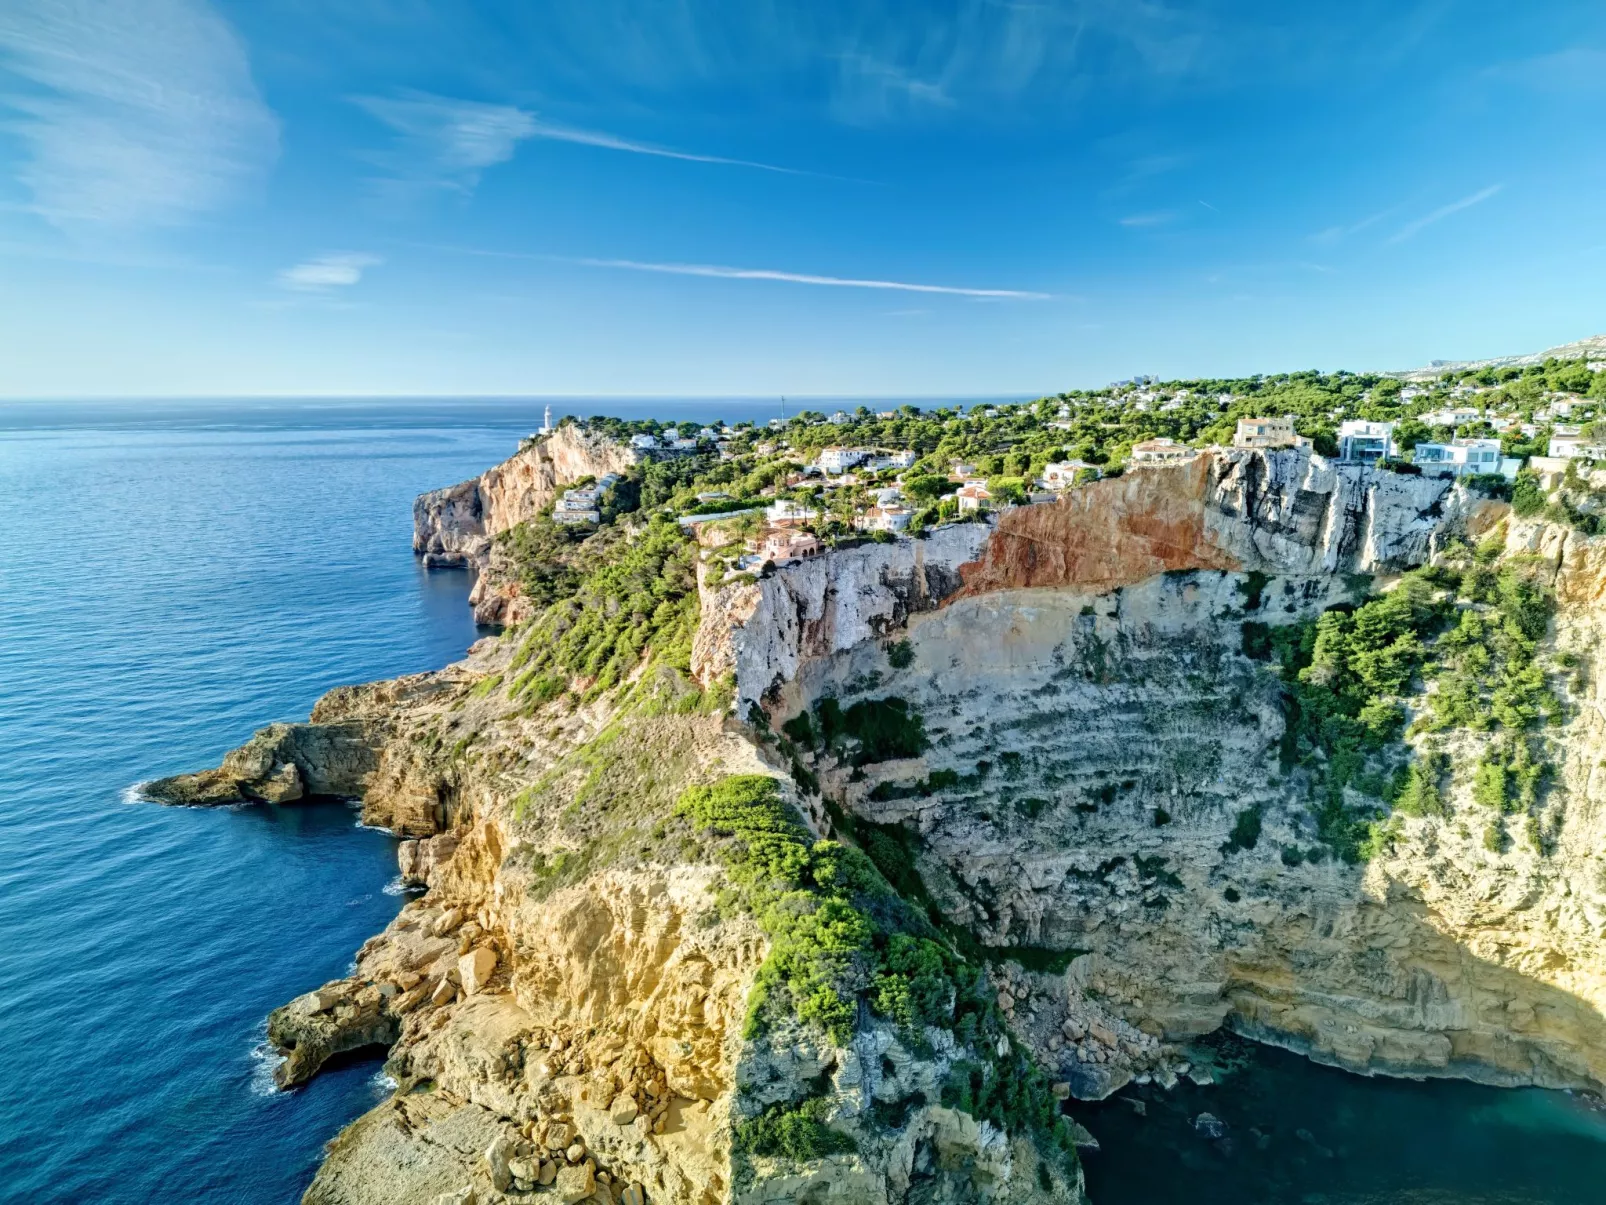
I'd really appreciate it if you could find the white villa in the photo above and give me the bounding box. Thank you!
[1412,439,1512,479]
[1337,420,1395,463]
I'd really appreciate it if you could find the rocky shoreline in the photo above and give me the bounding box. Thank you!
[150,441,1606,1203]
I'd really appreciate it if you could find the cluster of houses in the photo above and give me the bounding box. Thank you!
[552,474,619,525]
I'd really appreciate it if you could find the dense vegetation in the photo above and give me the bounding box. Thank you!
[677,775,1079,1174]
[1247,547,1561,861]
[504,517,706,707]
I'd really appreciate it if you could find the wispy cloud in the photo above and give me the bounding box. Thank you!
[277,253,382,292]
[1119,212,1176,228]
[354,93,538,194]
[1387,184,1502,245]
[413,241,1048,299]
[520,121,812,176]
[1312,208,1393,244]
[574,257,1050,299]
[355,90,808,194]
[0,0,278,229]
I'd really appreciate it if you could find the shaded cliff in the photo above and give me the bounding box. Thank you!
[745,450,1606,1100]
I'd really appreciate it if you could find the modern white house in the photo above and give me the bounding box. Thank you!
[1547,436,1606,460]
[1337,420,1395,463]
[554,489,601,524]
[629,433,658,449]
[1411,439,1512,479]
[856,505,913,533]
[1418,407,1482,428]
[818,446,870,474]
[1232,415,1309,450]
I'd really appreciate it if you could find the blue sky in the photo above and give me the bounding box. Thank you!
[0,1,1602,398]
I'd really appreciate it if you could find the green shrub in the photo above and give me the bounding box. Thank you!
[1510,471,1545,517]
[886,640,915,669]
[1221,806,1262,853]
[734,1097,857,1160]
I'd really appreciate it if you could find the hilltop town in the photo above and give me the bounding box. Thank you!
[535,350,1606,584]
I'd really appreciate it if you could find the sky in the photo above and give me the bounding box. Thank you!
[0,0,1602,398]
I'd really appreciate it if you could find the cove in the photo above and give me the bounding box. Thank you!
[1076,1033,1606,1204]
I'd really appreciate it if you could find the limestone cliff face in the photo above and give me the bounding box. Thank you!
[958,448,1456,596]
[716,449,1464,718]
[744,450,1606,1100]
[695,523,992,714]
[413,426,639,623]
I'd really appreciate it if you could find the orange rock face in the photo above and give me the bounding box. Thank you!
[958,457,1243,596]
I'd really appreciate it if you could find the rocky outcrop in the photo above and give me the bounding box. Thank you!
[413,426,639,623]
[143,720,379,805]
[715,449,1461,716]
[696,523,993,713]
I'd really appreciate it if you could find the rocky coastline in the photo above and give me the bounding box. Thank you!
[148,437,1606,1203]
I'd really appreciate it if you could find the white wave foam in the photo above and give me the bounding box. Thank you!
[120,781,150,804]
[371,1068,398,1098]
[249,1040,288,1098]
[382,875,412,896]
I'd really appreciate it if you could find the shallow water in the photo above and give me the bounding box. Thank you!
[3,398,1604,1203]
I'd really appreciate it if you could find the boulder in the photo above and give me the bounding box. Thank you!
[432,908,463,937]
[609,1095,638,1126]
[1066,1120,1100,1151]
[1193,1112,1228,1140]
[555,1162,595,1204]
[459,947,497,996]
[620,1184,646,1205]
[485,1134,514,1192]
[433,1189,477,1205]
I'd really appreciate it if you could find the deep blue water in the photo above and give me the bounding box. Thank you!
[0,398,779,1204]
[1,398,1604,1205]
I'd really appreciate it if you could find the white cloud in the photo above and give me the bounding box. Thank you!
[1387,185,1503,245]
[277,253,382,292]
[1119,212,1175,227]
[0,0,278,229]
[575,257,1049,299]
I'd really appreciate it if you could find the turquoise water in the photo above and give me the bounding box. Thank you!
[2,399,1603,1203]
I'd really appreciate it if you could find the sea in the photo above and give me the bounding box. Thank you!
[0,397,1602,1204]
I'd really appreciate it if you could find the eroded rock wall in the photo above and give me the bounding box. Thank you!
[743,450,1606,1099]
[413,425,640,622]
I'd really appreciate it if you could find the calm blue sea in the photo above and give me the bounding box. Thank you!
[0,397,1602,1204]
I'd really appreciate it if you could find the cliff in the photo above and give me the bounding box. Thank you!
[155,445,1606,1203]
[413,426,640,624]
